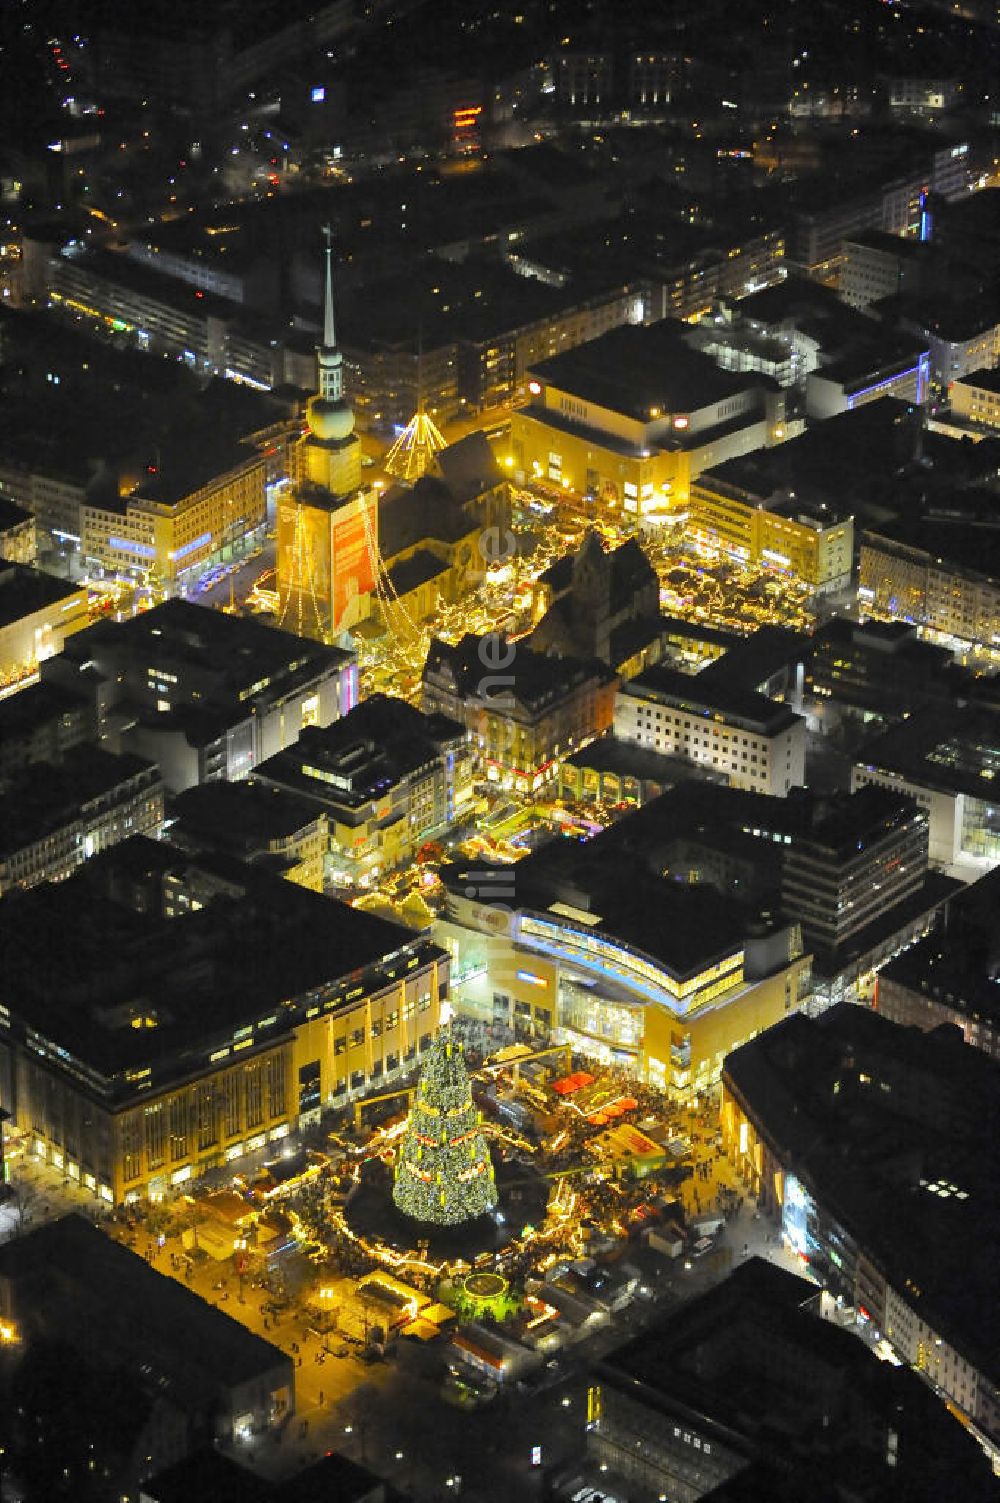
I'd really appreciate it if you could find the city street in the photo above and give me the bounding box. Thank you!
[2,1103,811,1501]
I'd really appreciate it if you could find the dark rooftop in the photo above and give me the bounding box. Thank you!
[0,494,32,532]
[0,675,93,747]
[723,1004,1000,1389]
[878,865,1000,1027]
[0,1215,290,1401]
[528,320,764,423]
[424,634,616,713]
[253,694,465,816]
[0,836,430,1096]
[0,562,82,629]
[386,546,450,597]
[0,745,160,855]
[855,702,1000,799]
[445,820,774,982]
[378,475,475,558]
[624,663,802,734]
[958,365,1000,395]
[144,1447,382,1503]
[563,733,727,788]
[63,597,352,703]
[170,780,324,850]
[599,1252,996,1502]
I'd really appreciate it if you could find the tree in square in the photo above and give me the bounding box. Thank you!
[393,1035,498,1225]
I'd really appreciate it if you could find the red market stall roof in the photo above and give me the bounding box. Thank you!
[551,1071,595,1096]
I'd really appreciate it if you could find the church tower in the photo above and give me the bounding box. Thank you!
[277,229,376,643]
[299,225,363,497]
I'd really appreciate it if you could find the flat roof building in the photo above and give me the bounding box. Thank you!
[0,1214,294,1449]
[0,494,36,565]
[0,561,89,688]
[722,1004,1000,1448]
[852,703,1000,871]
[168,781,329,892]
[437,817,811,1097]
[615,663,806,797]
[49,598,356,791]
[877,864,1000,1061]
[0,675,97,783]
[509,319,785,512]
[586,1255,996,1503]
[252,693,474,887]
[950,364,1000,433]
[0,837,449,1202]
[0,743,163,896]
[689,467,854,593]
[141,1449,385,1503]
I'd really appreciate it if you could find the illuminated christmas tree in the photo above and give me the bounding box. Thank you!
[393,1035,498,1225]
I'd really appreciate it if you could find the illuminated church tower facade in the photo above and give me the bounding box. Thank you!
[277,229,377,642]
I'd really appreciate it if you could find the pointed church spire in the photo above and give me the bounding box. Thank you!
[314,225,345,410]
[322,222,336,350]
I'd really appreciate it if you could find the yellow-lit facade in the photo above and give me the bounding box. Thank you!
[859,532,1000,647]
[950,372,1000,431]
[509,371,775,514]
[689,476,854,591]
[276,484,377,642]
[440,894,810,1099]
[0,510,36,566]
[0,576,89,688]
[510,403,686,514]
[272,811,328,892]
[81,451,267,591]
[720,1079,781,1210]
[324,743,476,885]
[276,258,377,640]
[11,950,448,1205]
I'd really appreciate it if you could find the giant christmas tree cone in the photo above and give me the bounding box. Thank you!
[393,1035,498,1225]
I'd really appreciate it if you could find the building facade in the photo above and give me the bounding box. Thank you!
[276,235,378,642]
[438,863,810,1098]
[0,496,36,564]
[615,667,806,796]
[0,843,450,1205]
[0,746,164,896]
[721,1005,1000,1446]
[689,472,853,591]
[82,449,268,591]
[509,322,784,514]
[0,563,89,688]
[422,634,617,792]
[51,598,356,792]
[950,366,1000,432]
[252,694,475,888]
[859,527,1000,650]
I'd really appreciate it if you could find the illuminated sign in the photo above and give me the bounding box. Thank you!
[109,536,155,558]
[171,531,212,562]
[528,379,542,396]
[673,415,689,430]
[311,86,326,103]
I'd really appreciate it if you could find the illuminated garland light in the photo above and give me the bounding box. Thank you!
[384,408,447,483]
[393,1035,498,1225]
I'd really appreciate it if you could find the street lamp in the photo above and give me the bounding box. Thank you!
[0,1107,9,1190]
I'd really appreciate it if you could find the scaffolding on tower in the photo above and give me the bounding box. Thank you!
[383,406,447,484]
[278,498,329,642]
